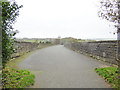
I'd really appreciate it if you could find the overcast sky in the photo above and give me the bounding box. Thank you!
[13,0,117,39]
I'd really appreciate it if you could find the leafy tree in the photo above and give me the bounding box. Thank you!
[98,0,120,88]
[98,0,120,64]
[1,1,22,68]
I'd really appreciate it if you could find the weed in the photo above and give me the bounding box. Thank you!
[2,67,35,88]
[95,67,119,88]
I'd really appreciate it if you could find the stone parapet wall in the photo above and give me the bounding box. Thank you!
[64,41,117,64]
[12,41,51,58]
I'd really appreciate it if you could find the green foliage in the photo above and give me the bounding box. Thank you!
[98,0,119,24]
[2,1,23,68]
[95,67,120,88]
[1,2,35,89]
[41,41,44,44]
[46,41,51,44]
[39,41,42,43]
[2,67,35,88]
[0,0,8,2]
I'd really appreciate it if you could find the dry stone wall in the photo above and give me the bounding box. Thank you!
[12,41,48,58]
[64,41,117,64]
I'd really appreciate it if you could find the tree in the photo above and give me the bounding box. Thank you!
[98,0,120,63]
[98,0,120,88]
[1,1,22,68]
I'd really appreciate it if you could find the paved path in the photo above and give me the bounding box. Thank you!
[19,45,110,88]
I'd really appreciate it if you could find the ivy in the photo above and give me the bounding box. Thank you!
[1,1,23,68]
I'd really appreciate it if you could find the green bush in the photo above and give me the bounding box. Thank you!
[2,67,35,88]
[1,2,35,89]
[95,67,119,88]
[2,1,23,68]
[46,41,51,44]
[39,41,42,43]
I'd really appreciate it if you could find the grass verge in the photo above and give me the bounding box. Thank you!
[7,50,35,69]
[2,67,35,88]
[95,67,120,88]
[3,44,56,88]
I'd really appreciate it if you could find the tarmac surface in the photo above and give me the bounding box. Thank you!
[19,45,110,88]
